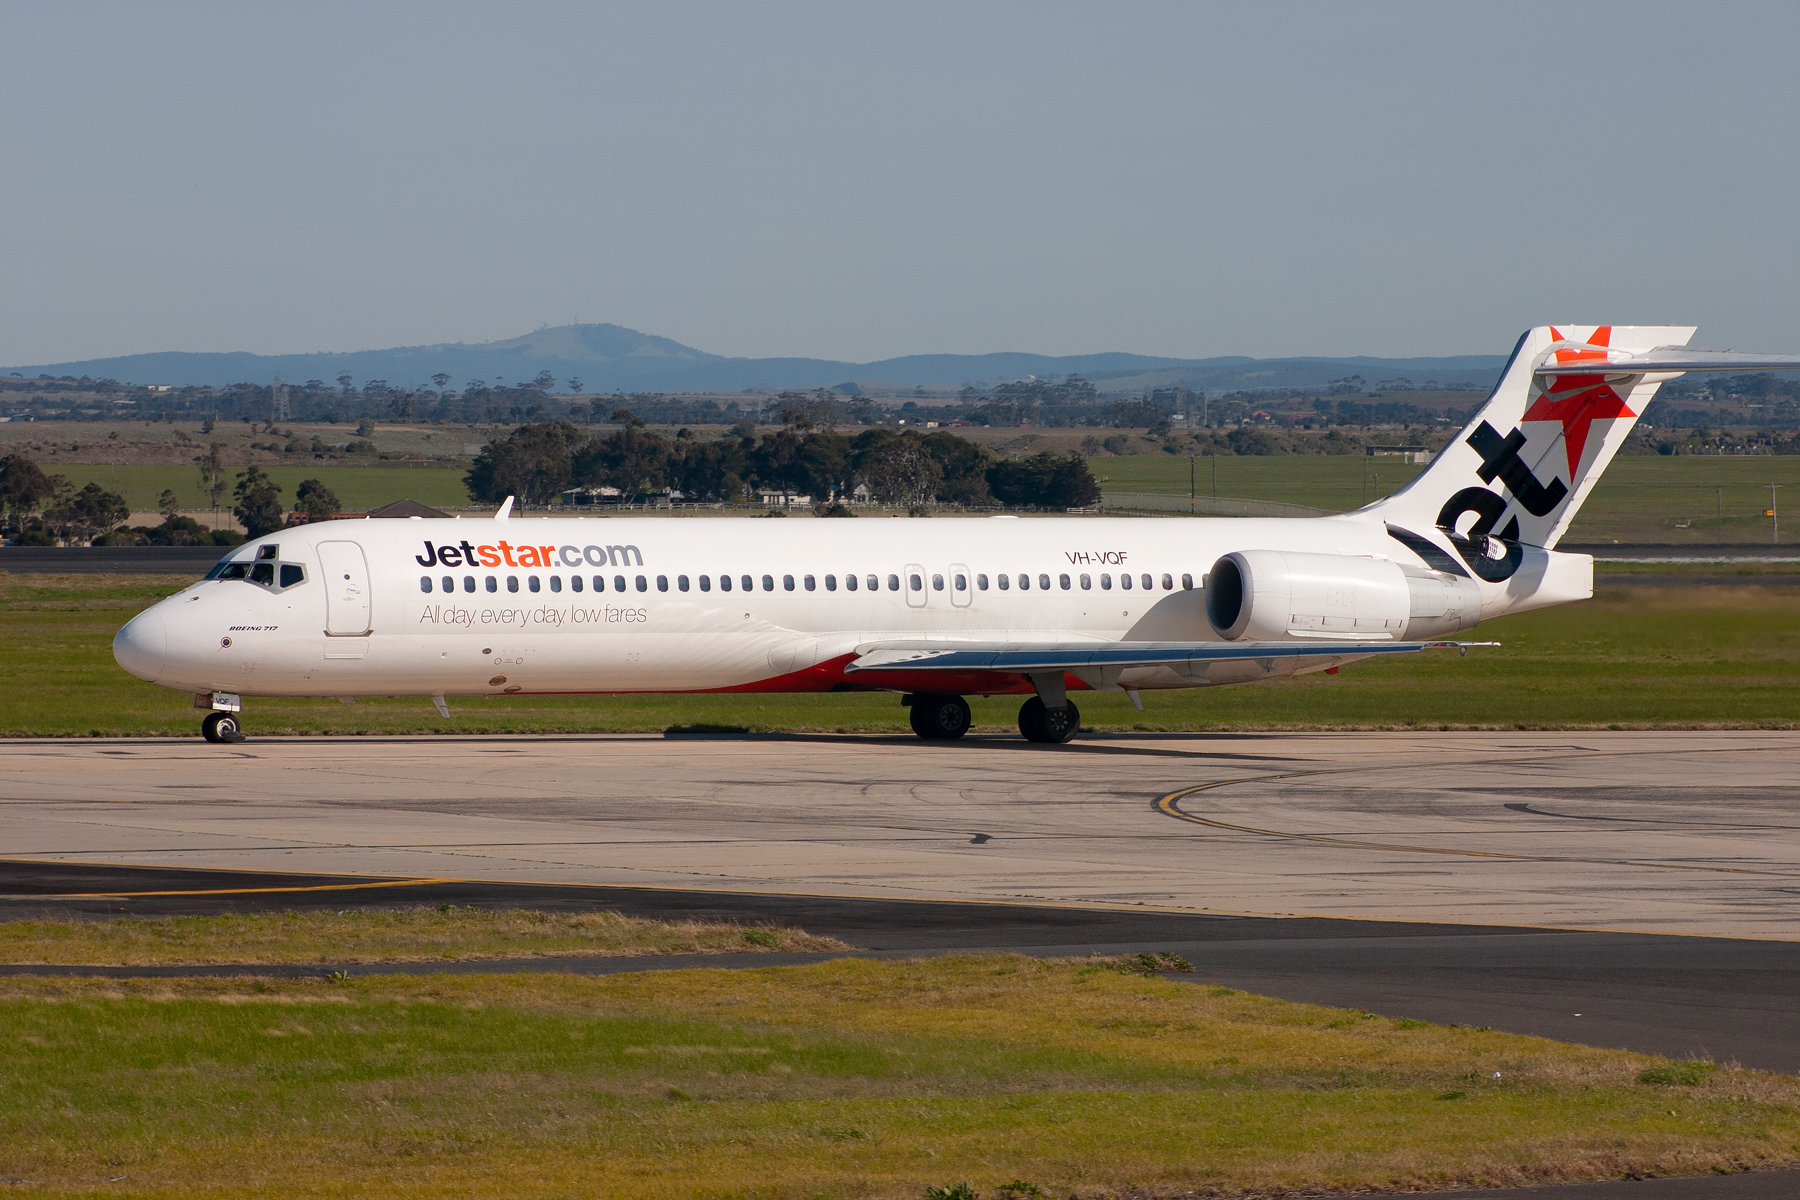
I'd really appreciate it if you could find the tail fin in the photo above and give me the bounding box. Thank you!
[1364,324,1693,575]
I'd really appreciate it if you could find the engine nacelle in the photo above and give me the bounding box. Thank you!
[1204,550,1482,642]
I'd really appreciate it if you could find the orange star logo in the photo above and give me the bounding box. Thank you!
[1526,326,1635,479]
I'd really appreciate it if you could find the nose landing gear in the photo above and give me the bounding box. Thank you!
[201,711,246,744]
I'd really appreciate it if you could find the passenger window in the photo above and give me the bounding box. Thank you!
[615,575,626,592]
[282,564,305,588]
[700,575,712,592]
[571,576,583,593]
[804,575,815,591]
[845,574,858,591]
[998,574,1010,590]
[1161,573,1173,590]
[763,575,775,591]
[887,574,900,591]
[1182,573,1194,590]
[1120,573,1132,590]
[486,576,497,592]
[442,575,454,592]
[528,576,540,593]
[1017,573,1029,590]
[867,574,879,591]
[720,575,732,592]
[1059,574,1071,590]
[419,575,432,593]
[657,575,668,592]
[783,574,795,591]
[593,575,606,592]
[1040,574,1052,590]
[550,576,562,593]
[679,575,690,592]
[1079,574,1091,590]
[1100,573,1111,590]
[741,575,753,591]
[251,562,275,586]
[976,574,988,590]
[464,576,475,592]
[825,574,837,591]
[909,573,922,592]
[505,576,518,593]
[1141,573,1153,590]
[932,574,944,591]
[636,575,648,592]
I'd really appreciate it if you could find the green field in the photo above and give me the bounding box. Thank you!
[5,573,1800,737]
[44,463,473,514]
[1096,453,1800,543]
[29,442,1800,543]
[3,957,1793,1198]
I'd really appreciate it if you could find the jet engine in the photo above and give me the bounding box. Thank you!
[1204,549,1482,642]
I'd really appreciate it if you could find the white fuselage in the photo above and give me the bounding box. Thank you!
[114,511,1523,701]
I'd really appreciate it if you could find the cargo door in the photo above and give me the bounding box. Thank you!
[317,541,373,636]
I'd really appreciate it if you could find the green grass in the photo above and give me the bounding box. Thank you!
[1098,452,1800,544]
[0,909,847,966]
[42,463,473,514]
[2,957,1794,1198]
[7,573,1800,736]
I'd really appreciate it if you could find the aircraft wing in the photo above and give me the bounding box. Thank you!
[844,638,1495,676]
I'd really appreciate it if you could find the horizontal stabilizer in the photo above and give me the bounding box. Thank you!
[1540,348,1800,375]
[846,639,1495,674]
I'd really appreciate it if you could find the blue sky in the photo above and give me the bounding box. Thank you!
[3,1,1797,365]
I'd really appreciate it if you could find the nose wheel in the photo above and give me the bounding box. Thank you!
[201,711,246,744]
[1018,696,1080,744]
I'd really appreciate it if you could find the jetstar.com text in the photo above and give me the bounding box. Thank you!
[414,540,643,570]
[413,603,648,628]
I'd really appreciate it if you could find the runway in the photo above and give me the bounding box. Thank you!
[5,730,1797,937]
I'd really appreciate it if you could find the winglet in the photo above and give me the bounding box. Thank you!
[496,496,513,521]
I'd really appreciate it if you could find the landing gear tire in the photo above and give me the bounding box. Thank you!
[909,694,972,740]
[1018,696,1080,744]
[201,711,245,744]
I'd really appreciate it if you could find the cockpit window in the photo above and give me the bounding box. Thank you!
[207,557,305,590]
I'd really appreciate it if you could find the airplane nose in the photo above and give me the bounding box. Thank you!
[113,607,167,683]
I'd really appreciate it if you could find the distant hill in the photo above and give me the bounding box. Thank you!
[2,322,1507,395]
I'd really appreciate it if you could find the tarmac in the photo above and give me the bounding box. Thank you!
[5,729,1799,1198]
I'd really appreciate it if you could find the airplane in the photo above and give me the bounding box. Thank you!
[112,325,1800,745]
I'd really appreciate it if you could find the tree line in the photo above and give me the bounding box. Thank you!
[0,450,344,546]
[464,421,1101,511]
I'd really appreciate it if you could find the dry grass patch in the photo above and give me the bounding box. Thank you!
[1,956,1796,1198]
[0,906,847,965]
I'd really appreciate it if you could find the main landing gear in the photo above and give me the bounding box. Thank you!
[1017,695,1080,744]
[903,693,1082,744]
[201,711,246,744]
[907,693,972,740]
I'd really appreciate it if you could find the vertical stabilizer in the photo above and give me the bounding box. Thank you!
[1363,325,1692,577]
